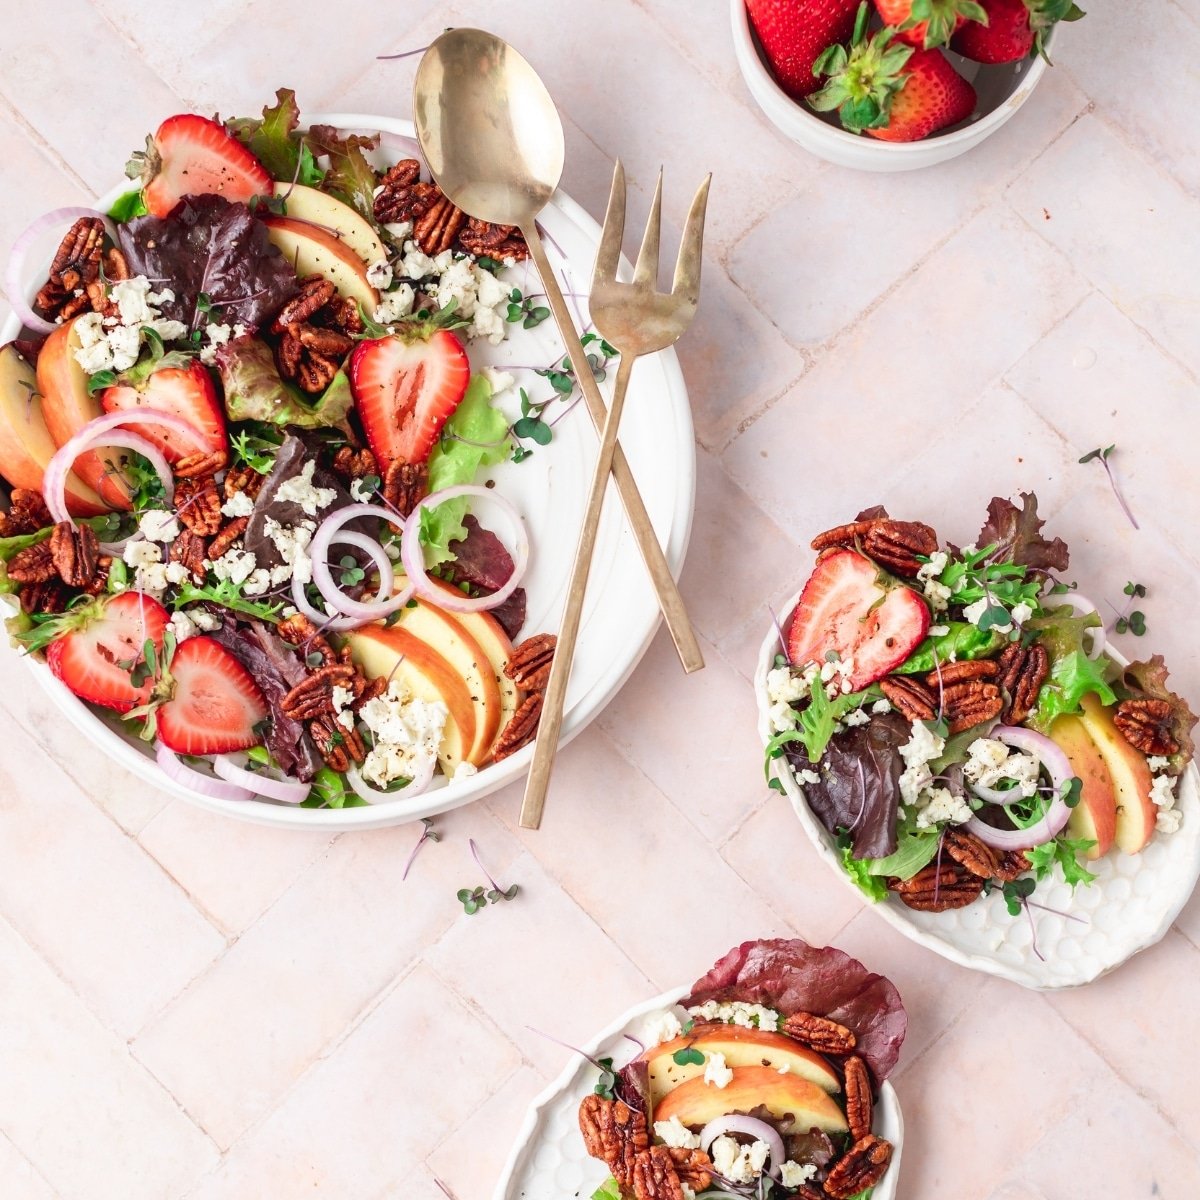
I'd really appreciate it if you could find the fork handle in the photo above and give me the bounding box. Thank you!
[522,227,704,676]
[520,355,636,829]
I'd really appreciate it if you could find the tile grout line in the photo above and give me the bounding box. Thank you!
[0,1126,62,1200]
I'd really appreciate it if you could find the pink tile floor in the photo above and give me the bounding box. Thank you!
[1,1,1198,1195]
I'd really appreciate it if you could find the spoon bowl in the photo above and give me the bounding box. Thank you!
[413,27,565,226]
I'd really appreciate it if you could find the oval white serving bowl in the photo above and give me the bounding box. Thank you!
[493,986,905,1200]
[2,113,698,830]
[730,0,1058,171]
[754,593,1200,989]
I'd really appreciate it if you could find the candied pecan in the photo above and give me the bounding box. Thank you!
[943,827,1002,879]
[861,520,938,577]
[281,664,358,720]
[993,850,1031,882]
[632,1146,685,1200]
[49,520,100,587]
[81,555,112,595]
[782,1012,856,1056]
[373,159,439,225]
[207,516,249,561]
[326,295,365,335]
[176,475,223,536]
[6,539,58,584]
[0,488,52,537]
[332,446,379,485]
[823,1135,893,1200]
[997,641,1049,725]
[942,680,1004,734]
[224,464,266,502]
[33,217,105,322]
[892,862,983,911]
[666,1147,712,1192]
[277,612,336,664]
[382,459,428,517]
[170,529,208,581]
[297,324,354,358]
[271,275,337,333]
[174,448,227,479]
[925,658,998,688]
[578,1095,648,1190]
[879,675,936,723]
[19,578,69,614]
[1114,697,1178,757]
[457,216,530,261]
[309,714,366,771]
[843,1055,873,1141]
[491,692,543,761]
[412,195,465,256]
[350,673,388,709]
[84,246,130,318]
[810,519,878,554]
[504,633,556,693]
[277,324,345,394]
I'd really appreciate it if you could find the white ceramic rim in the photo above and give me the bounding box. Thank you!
[4,113,698,831]
[491,984,905,1200]
[729,0,1054,158]
[753,591,1200,989]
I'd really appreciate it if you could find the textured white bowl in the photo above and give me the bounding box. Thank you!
[493,986,905,1200]
[754,595,1200,989]
[731,0,1057,171]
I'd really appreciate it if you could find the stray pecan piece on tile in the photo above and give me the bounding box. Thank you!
[843,1054,874,1141]
[782,1011,856,1056]
[382,459,428,518]
[1114,697,1179,757]
[823,1135,894,1200]
[878,675,936,723]
[504,633,557,693]
[891,862,983,911]
[942,826,1002,879]
[49,520,100,588]
[861,520,939,577]
[578,1095,648,1190]
[491,692,544,762]
[997,641,1049,725]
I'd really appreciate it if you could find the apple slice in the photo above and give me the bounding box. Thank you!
[346,623,476,774]
[260,214,378,311]
[640,1024,840,1102]
[1051,714,1118,859]
[388,595,501,767]
[1079,694,1156,854]
[0,344,107,516]
[654,1065,848,1135]
[272,183,387,265]
[36,319,133,510]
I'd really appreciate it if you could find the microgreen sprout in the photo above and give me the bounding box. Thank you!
[456,838,519,914]
[402,818,441,881]
[525,1027,623,1099]
[1079,444,1139,530]
[505,286,552,330]
[1111,581,1148,636]
[672,1046,705,1066]
[337,554,365,587]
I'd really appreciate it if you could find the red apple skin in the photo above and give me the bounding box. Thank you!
[37,320,132,511]
[259,215,378,310]
[1052,714,1118,860]
[1080,694,1157,854]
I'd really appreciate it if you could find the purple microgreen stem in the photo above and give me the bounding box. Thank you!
[377,43,430,61]
[767,602,792,664]
[1079,445,1139,530]
[402,818,440,881]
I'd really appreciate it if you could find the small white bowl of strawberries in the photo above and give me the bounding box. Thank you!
[732,0,1083,170]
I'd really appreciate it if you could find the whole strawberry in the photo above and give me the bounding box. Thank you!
[874,0,987,49]
[746,0,861,99]
[809,4,977,141]
[951,0,1084,63]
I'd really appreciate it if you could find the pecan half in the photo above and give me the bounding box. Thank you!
[457,216,530,261]
[332,446,379,485]
[879,675,936,723]
[382,459,428,517]
[0,488,52,537]
[823,1135,893,1200]
[81,555,112,595]
[271,276,337,332]
[632,1146,685,1200]
[810,519,878,554]
[309,714,366,771]
[941,680,1004,734]
[6,539,58,584]
[504,633,556,693]
[19,578,69,614]
[174,449,227,479]
[176,475,223,536]
[782,1012,856,1056]
[278,324,346,394]
[280,663,358,721]
[491,692,543,761]
[278,612,336,664]
[843,1055,873,1141]
[578,1095,648,1190]
[49,520,100,588]
[207,516,249,561]
[373,160,439,225]
[170,529,208,581]
[861,520,938,577]
[892,862,983,911]
[1114,697,1178,757]
[33,217,106,322]
[666,1148,712,1192]
[997,641,1049,725]
[413,194,466,256]
[224,464,266,502]
[942,827,1002,879]
[993,850,1031,882]
[925,658,998,688]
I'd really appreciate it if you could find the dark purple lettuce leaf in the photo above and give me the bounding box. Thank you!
[117,194,298,332]
[791,711,908,860]
[614,1058,651,1126]
[209,618,321,781]
[855,505,890,521]
[445,515,526,640]
[1120,655,1197,775]
[976,492,1069,574]
[683,938,908,1085]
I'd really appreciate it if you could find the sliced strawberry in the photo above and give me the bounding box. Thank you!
[348,329,471,469]
[101,361,227,463]
[155,637,268,755]
[46,591,170,713]
[786,551,930,690]
[134,114,271,219]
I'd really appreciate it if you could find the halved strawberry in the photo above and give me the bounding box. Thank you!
[155,637,268,755]
[131,114,271,219]
[786,550,930,689]
[348,329,471,470]
[101,361,227,463]
[46,591,170,713]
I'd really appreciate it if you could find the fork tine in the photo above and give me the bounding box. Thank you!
[632,168,663,288]
[591,159,627,292]
[670,173,711,304]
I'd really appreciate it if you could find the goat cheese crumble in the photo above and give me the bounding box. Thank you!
[687,1000,779,1032]
[964,738,1040,799]
[221,489,256,519]
[703,1051,733,1089]
[138,509,180,543]
[274,460,337,516]
[653,1116,700,1150]
[1151,773,1182,833]
[898,720,945,810]
[72,277,188,373]
[710,1136,770,1183]
[642,1009,684,1048]
[358,681,447,789]
[779,1161,818,1187]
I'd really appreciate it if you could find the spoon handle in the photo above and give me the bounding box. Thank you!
[520,354,636,830]
[521,224,704,676]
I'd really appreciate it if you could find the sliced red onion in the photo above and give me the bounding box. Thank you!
[401,485,528,613]
[289,570,377,633]
[967,725,1077,851]
[310,525,413,620]
[345,756,436,804]
[213,753,309,805]
[6,206,118,334]
[377,131,425,162]
[156,743,254,803]
[699,1115,785,1173]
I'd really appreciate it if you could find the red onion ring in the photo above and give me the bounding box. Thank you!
[6,207,118,334]
[967,725,1077,851]
[311,527,414,620]
[289,571,378,633]
[155,743,254,803]
[377,131,425,164]
[699,1115,785,1174]
[213,753,309,805]
[401,485,528,613]
[345,757,436,804]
